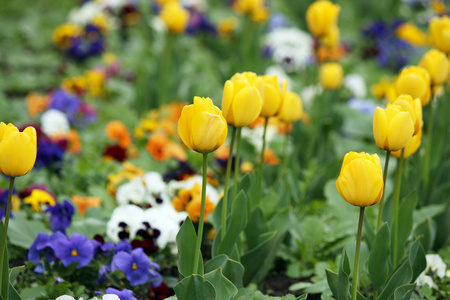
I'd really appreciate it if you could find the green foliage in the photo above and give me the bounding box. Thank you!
[176,217,204,278]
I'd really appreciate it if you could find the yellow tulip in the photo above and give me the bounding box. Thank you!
[336,152,384,207]
[373,104,414,151]
[177,97,227,154]
[222,72,263,127]
[419,49,449,85]
[392,95,423,135]
[429,16,450,54]
[306,0,340,37]
[159,1,189,34]
[319,63,344,90]
[395,66,431,107]
[259,75,283,117]
[391,129,422,159]
[320,25,340,48]
[278,89,304,123]
[395,22,428,47]
[0,122,37,177]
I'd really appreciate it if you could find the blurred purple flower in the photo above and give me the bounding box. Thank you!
[49,89,81,124]
[29,232,66,273]
[105,288,137,300]
[51,232,94,268]
[0,188,16,220]
[45,200,75,232]
[115,240,132,254]
[111,248,160,286]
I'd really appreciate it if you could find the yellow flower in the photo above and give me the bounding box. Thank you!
[84,69,105,98]
[278,87,303,123]
[371,77,396,101]
[306,0,340,37]
[373,104,414,151]
[259,75,283,117]
[320,25,340,48]
[52,23,83,49]
[159,2,189,34]
[250,5,270,23]
[392,95,423,135]
[395,22,428,47]
[395,66,431,107]
[222,72,264,127]
[0,123,37,177]
[419,49,449,86]
[217,17,239,37]
[391,129,422,159]
[23,189,56,212]
[335,152,384,207]
[429,16,450,54]
[177,97,228,154]
[319,63,344,90]
[62,76,87,95]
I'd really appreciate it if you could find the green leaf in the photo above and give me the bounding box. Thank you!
[204,269,238,300]
[232,288,265,300]
[300,216,326,248]
[369,223,391,291]
[7,214,50,249]
[20,285,46,300]
[8,282,22,300]
[244,208,268,250]
[1,236,8,300]
[378,259,412,300]
[176,217,203,278]
[241,231,277,286]
[67,218,106,239]
[413,218,436,252]
[337,249,350,300]
[325,269,338,298]
[173,274,216,300]
[391,191,417,265]
[393,283,416,300]
[218,191,248,257]
[413,204,446,226]
[9,266,24,285]
[408,239,426,282]
[205,254,244,289]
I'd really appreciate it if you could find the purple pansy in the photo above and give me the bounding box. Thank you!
[49,89,81,124]
[45,200,74,233]
[111,248,159,286]
[28,232,66,273]
[105,288,137,300]
[114,240,132,254]
[51,232,94,268]
[0,188,16,220]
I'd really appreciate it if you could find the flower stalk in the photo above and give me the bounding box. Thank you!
[0,176,15,294]
[376,151,391,230]
[392,148,404,268]
[352,207,365,300]
[232,127,242,201]
[221,126,237,241]
[193,154,208,275]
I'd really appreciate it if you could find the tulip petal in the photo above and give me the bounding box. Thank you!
[191,111,227,153]
[177,105,194,150]
[0,131,37,177]
[222,80,235,125]
[373,107,388,150]
[387,112,414,151]
[231,86,262,127]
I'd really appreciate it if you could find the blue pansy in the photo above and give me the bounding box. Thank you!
[51,232,94,268]
[45,200,75,233]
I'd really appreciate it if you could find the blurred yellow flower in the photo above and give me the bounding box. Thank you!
[392,95,423,135]
[419,49,449,85]
[429,15,450,53]
[217,17,239,37]
[319,62,344,90]
[259,75,283,117]
[159,1,190,34]
[52,23,83,49]
[395,66,431,106]
[396,22,428,46]
[391,129,422,159]
[84,69,105,98]
[62,76,87,95]
[24,189,55,212]
[306,0,340,37]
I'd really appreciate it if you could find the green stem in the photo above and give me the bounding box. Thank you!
[377,151,391,231]
[193,154,208,275]
[258,117,269,186]
[281,126,291,174]
[423,95,435,202]
[0,177,15,293]
[392,149,404,268]
[232,127,242,201]
[352,207,365,300]
[221,126,236,241]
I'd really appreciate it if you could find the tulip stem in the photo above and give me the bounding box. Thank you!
[258,117,269,187]
[232,127,242,202]
[352,207,365,300]
[423,95,435,204]
[392,149,404,268]
[193,154,208,275]
[0,176,15,294]
[376,151,391,231]
[221,126,237,241]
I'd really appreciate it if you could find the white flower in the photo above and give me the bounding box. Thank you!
[55,296,83,300]
[167,175,220,205]
[69,1,104,25]
[344,74,367,98]
[41,109,70,137]
[106,205,145,242]
[416,254,447,288]
[265,28,313,72]
[300,85,322,108]
[416,274,437,288]
[241,125,280,151]
[103,294,120,300]
[116,177,146,205]
[143,172,171,206]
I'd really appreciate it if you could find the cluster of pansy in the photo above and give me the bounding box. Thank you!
[28,232,165,297]
[360,19,428,71]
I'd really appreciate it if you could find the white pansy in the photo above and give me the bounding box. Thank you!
[425,254,446,278]
[116,177,146,205]
[265,28,313,72]
[143,172,171,206]
[167,175,220,205]
[344,74,367,98]
[103,294,121,300]
[41,109,70,137]
[106,205,145,242]
[55,296,83,300]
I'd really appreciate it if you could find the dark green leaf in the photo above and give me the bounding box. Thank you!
[413,218,436,252]
[205,254,244,289]
[325,269,338,298]
[244,208,268,250]
[392,192,417,264]
[173,274,215,300]
[9,266,24,285]
[378,259,412,300]
[369,223,391,291]
[176,217,203,278]
[8,282,22,300]
[408,239,426,282]
[337,249,350,300]
[393,283,416,300]
[204,269,238,300]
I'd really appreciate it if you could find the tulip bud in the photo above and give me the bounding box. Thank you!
[395,66,431,106]
[0,122,37,177]
[373,104,414,151]
[159,2,189,34]
[392,95,423,135]
[391,129,422,159]
[319,63,344,90]
[336,152,384,207]
[259,75,283,117]
[278,90,304,123]
[177,97,227,154]
[306,0,340,37]
[222,72,264,127]
[419,49,449,85]
[429,16,450,54]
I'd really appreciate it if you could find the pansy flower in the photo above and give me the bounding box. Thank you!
[111,248,158,286]
[23,189,56,212]
[105,288,137,300]
[46,200,75,232]
[28,232,65,273]
[51,232,94,268]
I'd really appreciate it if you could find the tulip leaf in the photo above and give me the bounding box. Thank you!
[173,274,215,300]
[241,231,277,286]
[325,269,339,298]
[218,191,248,257]
[205,254,244,289]
[377,258,412,300]
[337,248,351,300]
[9,266,24,285]
[408,238,426,282]
[368,223,391,291]
[204,268,238,300]
[413,218,436,252]
[176,217,203,278]
[391,191,417,265]
[244,208,268,250]
[8,282,21,300]
[393,283,416,300]
[1,230,9,300]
